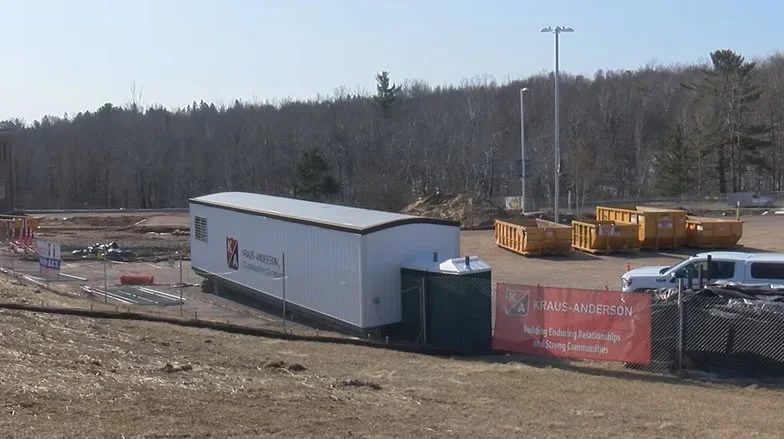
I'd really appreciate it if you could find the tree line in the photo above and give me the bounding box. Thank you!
[3,49,784,212]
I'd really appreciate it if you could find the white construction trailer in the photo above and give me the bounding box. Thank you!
[189,192,461,332]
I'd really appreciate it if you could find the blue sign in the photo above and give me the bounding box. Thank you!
[39,256,61,271]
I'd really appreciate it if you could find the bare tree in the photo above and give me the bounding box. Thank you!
[4,50,783,212]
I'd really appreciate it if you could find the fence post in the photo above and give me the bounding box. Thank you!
[420,277,428,345]
[176,251,184,315]
[281,252,287,330]
[677,278,684,372]
[103,251,108,303]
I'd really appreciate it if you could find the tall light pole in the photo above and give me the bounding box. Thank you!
[519,87,530,213]
[541,25,574,223]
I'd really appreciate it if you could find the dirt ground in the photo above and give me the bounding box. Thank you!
[34,213,189,257]
[463,215,784,290]
[2,211,784,437]
[1,280,783,439]
[12,210,784,317]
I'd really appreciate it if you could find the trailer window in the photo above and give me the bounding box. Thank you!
[750,262,784,280]
[194,216,208,242]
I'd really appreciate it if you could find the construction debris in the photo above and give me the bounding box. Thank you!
[71,241,139,261]
[649,282,784,377]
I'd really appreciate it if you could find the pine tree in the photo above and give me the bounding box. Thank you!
[374,71,400,116]
[294,148,339,201]
[654,124,695,196]
[684,49,772,192]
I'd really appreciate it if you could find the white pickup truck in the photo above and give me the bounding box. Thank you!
[620,251,784,292]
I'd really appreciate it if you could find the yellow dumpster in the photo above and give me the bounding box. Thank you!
[571,219,639,254]
[595,206,687,250]
[494,218,572,256]
[685,216,743,249]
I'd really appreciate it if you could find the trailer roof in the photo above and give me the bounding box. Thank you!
[189,192,460,234]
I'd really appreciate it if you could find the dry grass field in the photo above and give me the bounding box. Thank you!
[2,275,784,438]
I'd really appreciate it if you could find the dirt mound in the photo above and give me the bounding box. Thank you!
[401,193,507,229]
[514,210,586,225]
[132,215,190,233]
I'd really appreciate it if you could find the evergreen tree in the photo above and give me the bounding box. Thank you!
[654,124,695,196]
[684,49,772,192]
[374,71,400,115]
[294,148,339,201]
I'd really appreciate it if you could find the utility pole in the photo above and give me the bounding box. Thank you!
[520,87,530,213]
[541,25,574,223]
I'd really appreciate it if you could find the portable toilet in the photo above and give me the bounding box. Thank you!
[400,254,492,355]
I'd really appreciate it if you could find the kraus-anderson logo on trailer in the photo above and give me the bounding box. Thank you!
[226,237,239,270]
[225,236,283,278]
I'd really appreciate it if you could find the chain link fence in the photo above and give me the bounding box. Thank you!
[4,236,784,379]
[609,280,784,378]
[677,282,784,377]
[495,191,784,216]
[399,274,492,355]
[0,239,494,355]
[199,269,493,354]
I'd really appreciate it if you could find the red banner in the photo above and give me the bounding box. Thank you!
[493,283,652,365]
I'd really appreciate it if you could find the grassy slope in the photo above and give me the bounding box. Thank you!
[0,278,783,438]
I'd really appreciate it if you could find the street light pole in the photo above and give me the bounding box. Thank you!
[519,87,529,213]
[541,25,574,223]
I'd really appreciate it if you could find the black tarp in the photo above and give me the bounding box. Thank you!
[651,282,784,377]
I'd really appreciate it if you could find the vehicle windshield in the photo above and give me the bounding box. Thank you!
[660,257,696,276]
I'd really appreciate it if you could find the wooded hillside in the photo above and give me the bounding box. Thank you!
[4,49,784,211]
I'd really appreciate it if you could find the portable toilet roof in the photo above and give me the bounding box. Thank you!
[401,254,491,275]
[439,256,490,274]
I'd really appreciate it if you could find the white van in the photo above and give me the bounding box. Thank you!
[620,251,784,292]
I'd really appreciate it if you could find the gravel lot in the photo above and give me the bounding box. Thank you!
[462,215,784,290]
